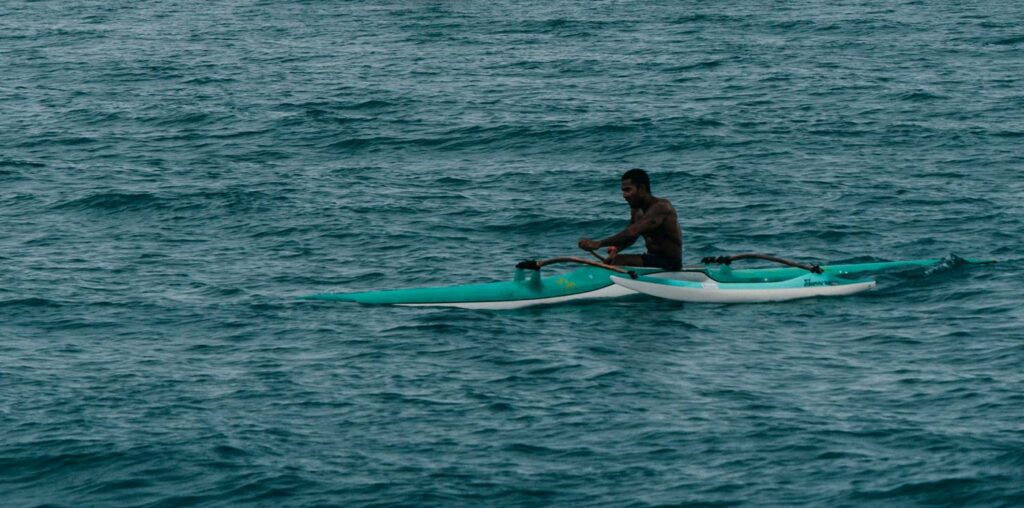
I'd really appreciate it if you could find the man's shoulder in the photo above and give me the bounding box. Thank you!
[653,198,676,213]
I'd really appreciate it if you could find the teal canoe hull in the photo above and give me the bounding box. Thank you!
[300,257,990,309]
[301,266,666,309]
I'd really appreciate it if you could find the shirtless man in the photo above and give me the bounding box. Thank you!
[577,169,683,270]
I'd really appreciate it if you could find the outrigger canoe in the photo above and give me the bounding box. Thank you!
[301,254,992,310]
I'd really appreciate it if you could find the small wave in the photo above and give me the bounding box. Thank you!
[0,297,62,308]
[54,192,163,212]
[582,368,624,381]
[0,445,127,480]
[770,19,817,31]
[894,90,947,102]
[250,226,306,239]
[495,18,614,35]
[342,99,396,110]
[323,136,400,151]
[991,130,1024,138]
[853,477,986,503]
[426,175,473,186]
[51,187,281,215]
[87,477,153,494]
[502,442,559,455]
[194,188,280,211]
[485,401,515,412]
[324,120,668,154]
[380,323,471,335]
[526,363,581,376]
[182,76,236,85]
[920,254,994,276]
[146,111,219,128]
[279,100,401,128]
[16,135,99,148]
[815,450,869,460]
[663,58,731,72]
[669,13,741,24]
[365,391,464,407]
[211,444,249,458]
[0,159,45,169]
[852,332,923,346]
[208,128,271,140]
[488,215,609,235]
[987,34,1024,46]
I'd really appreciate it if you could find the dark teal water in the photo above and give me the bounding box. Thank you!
[3,1,1023,506]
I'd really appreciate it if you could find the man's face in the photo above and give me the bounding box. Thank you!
[621,179,642,206]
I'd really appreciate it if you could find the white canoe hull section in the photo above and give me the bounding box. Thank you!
[610,275,876,303]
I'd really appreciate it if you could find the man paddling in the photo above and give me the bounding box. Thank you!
[578,168,683,271]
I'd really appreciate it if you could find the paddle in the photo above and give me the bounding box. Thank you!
[584,246,621,264]
[516,247,638,279]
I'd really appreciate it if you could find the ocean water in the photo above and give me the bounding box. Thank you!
[2,1,1023,506]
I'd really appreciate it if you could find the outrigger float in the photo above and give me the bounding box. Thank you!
[301,252,993,310]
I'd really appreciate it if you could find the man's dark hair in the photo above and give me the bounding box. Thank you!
[622,168,651,192]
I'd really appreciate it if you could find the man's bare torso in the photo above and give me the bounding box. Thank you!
[631,198,682,261]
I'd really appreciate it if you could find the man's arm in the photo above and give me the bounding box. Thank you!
[597,228,639,249]
[592,202,672,249]
[579,210,637,251]
[577,202,671,249]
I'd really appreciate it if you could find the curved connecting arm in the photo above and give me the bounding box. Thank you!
[701,253,824,274]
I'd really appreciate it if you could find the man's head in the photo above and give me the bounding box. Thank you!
[621,168,651,206]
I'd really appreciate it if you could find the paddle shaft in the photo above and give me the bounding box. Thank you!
[516,256,638,278]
